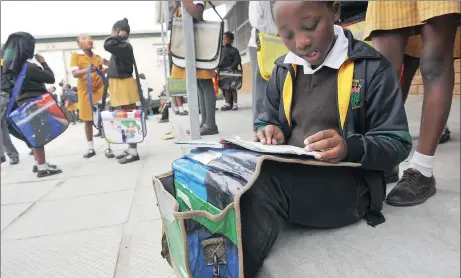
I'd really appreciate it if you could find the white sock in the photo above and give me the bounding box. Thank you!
[127,148,138,156]
[37,163,48,171]
[106,142,111,149]
[173,107,179,112]
[88,141,94,150]
[409,151,434,177]
[178,106,185,113]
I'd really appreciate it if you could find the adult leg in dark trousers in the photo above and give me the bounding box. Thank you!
[0,115,19,165]
[373,14,459,206]
[249,46,267,130]
[241,161,369,277]
[197,79,218,135]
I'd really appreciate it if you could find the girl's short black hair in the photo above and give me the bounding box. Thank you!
[224,31,234,41]
[113,18,131,34]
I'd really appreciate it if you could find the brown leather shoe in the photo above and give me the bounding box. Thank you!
[386,168,436,207]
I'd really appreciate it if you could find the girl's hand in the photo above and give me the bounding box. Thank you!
[304,129,347,163]
[34,54,46,64]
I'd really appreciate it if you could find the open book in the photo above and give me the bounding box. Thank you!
[173,137,361,167]
[220,137,318,157]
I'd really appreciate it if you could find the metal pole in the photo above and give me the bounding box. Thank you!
[160,12,169,96]
[162,1,171,79]
[181,2,200,139]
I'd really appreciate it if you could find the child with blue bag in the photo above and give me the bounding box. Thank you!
[1,32,64,178]
[70,34,114,159]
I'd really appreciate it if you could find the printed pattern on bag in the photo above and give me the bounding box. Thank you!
[101,110,146,144]
[6,63,68,148]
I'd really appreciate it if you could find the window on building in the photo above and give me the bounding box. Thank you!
[154,45,168,67]
[225,1,250,53]
[156,46,168,59]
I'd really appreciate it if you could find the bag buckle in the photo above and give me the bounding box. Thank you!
[213,254,220,278]
[201,237,227,278]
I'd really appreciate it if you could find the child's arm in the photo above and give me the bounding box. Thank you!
[104,36,133,58]
[344,61,412,170]
[254,66,286,144]
[227,48,242,70]
[182,1,205,21]
[70,52,95,78]
[27,62,55,84]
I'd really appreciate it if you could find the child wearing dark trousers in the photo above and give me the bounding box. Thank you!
[244,2,412,276]
[218,32,241,111]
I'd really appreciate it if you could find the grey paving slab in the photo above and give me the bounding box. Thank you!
[2,190,134,240]
[1,225,123,278]
[1,180,61,205]
[129,187,161,222]
[76,157,143,177]
[1,203,33,231]
[121,220,175,278]
[43,174,137,201]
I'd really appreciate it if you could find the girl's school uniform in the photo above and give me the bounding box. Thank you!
[103,36,140,107]
[70,50,104,121]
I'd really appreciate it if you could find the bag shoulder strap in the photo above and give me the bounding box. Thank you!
[132,56,147,109]
[6,63,28,116]
[207,1,223,21]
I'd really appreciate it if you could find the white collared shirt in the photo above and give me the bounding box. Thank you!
[70,50,108,72]
[283,25,349,75]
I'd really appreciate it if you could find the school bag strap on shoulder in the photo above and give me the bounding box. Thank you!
[6,63,28,116]
[132,56,147,110]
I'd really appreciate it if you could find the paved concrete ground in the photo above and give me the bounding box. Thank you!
[1,95,459,277]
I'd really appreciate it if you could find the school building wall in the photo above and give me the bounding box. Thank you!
[33,32,168,96]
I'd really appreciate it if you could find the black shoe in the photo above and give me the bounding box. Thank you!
[179,110,188,116]
[158,118,169,123]
[1,156,5,164]
[200,125,219,136]
[175,111,180,115]
[439,127,451,144]
[9,157,19,165]
[185,123,208,135]
[37,166,62,178]
[384,166,399,184]
[386,168,436,207]
[221,104,232,111]
[232,104,239,111]
[118,153,140,164]
[105,149,115,159]
[33,164,58,173]
[115,151,128,160]
[83,149,96,158]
